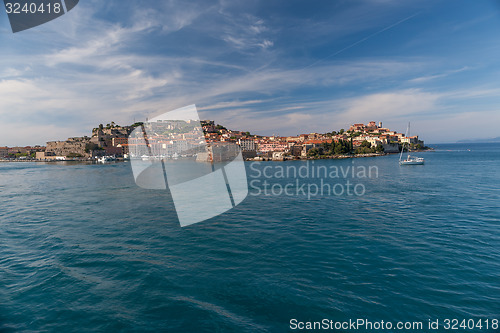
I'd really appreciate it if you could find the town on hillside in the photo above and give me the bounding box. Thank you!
[0,120,426,161]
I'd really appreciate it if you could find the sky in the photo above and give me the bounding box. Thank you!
[1,0,500,146]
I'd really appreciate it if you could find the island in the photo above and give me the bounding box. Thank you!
[0,120,430,162]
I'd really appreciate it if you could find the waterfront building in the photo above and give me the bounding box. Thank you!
[0,147,9,157]
[238,138,257,151]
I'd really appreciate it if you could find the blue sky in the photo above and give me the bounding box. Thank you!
[1,0,500,145]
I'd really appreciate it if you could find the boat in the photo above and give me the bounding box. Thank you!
[399,123,424,165]
[400,155,424,165]
[98,156,116,163]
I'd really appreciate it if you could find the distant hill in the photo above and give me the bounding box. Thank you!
[457,137,500,143]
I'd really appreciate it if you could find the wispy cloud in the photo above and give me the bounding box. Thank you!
[214,3,275,51]
[409,66,470,83]
[198,99,267,111]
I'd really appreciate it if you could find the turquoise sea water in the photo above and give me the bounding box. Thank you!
[1,143,499,332]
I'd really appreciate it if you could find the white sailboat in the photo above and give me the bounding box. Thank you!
[399,122,424,165]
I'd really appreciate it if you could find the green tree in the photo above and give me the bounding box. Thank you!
[332,140,350,155]
[360,140,371,148]
[307,148,319,157]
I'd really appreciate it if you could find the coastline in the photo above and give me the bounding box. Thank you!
[2,121,431,165]
[0,149,434,163]
[0,158,127,163]
[245,148,434,162]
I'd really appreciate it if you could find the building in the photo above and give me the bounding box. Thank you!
[35,151,66,160]
[0,147,9,157]
[257,141,289,153]
[112,137,128,147]
[290,145,303,156]
[366,137,383,147]
[401,136,424,146]
[401,136,420,144]
[349,123,365,131]
[91,126,132,149]
[35,151,47,160]
[238,138,257,151]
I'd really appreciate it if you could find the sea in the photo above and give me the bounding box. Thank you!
[0,143,499,332]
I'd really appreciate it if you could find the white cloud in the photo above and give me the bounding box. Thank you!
[258,40,273,49]
[336,89,441,122]
[0,67,28,78]
[408,66,470,83]
[198,99,266,111]
[219,12,274,50]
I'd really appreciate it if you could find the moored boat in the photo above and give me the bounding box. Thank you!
[399,123,424,166]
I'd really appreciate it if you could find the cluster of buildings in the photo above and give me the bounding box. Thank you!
[37,125,132,160]
[348,121,423,147]
[125,120,241,163]
[0,120,423,161]
[0,124,133,161]
[0,146,46,159]
[126,119,205,158]
[201,120,424,159]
